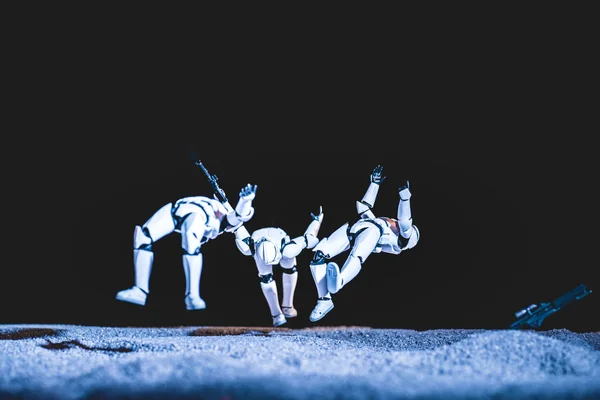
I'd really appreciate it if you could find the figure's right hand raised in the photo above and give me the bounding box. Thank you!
[370,165,386,184]
[399,180,411,200]
[310,206,324,223]
[239,183,257,200]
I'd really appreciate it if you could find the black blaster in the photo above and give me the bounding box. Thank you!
[195,160,228,203]
[510,283,592,329]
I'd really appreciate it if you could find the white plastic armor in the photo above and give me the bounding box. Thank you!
[116,183,257,310]
[234,207,324,327]
[308,165,420,322]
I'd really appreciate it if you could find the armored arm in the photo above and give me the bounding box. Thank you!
[304,206,324,249]
[234,225,253,256]
[226,183,257,229]
[356,165,385,219]
[282,207,324,258]
[397,180,414,239]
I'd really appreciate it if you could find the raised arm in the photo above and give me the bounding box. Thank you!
[282,206,325,258]
[397,180,414,239]
[225,183,257,230]
[356,165,385,219]
[396,180,420,250]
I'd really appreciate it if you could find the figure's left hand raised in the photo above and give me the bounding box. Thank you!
[239,183,257,200]
[311,206,324,223]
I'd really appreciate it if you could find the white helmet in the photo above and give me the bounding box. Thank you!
[255,238,281,265]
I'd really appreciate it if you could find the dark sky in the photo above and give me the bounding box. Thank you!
[4,25,597,332]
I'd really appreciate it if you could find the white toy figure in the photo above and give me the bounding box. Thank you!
[308,165,420,322]
[234,207,324,327]
[116,160,257,311]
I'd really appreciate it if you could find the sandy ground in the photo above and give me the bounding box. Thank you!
[1,324,599,400]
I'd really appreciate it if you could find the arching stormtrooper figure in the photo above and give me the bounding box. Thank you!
[308,165,420,322]
[234,207,324,327]
[116,183,258,310]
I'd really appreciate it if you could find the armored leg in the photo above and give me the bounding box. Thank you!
[181,212,207,310]
[279,257,298,318]
[183,253,205,310]
[256,259,285,326]
[327,224,380,294]
[116,203,175,306]
[259,272,286,326]
[308,222,351,322]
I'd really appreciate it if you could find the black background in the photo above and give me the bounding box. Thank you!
[3,16,597,332]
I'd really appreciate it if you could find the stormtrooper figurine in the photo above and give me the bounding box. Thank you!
[234,207,324,327]
[116,183,257,310]
[308,165,420,322]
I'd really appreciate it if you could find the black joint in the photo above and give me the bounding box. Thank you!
[303,235,309,247]
[259,273,274,283]
[360,200,373,209]
[242,237,255,255]
[173,213,193,231]
[142,227,152,240]
[311,250,327,265]
[281,266,297,274]
[318,296,331,301]
[134,227,154,250]
[281,240,295,253]
[398,234,410,249]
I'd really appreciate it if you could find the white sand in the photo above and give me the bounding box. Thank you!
[1,324,599,399]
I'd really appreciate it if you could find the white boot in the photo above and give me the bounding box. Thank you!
[327,255,362,294]
[261,280,286,326]
[116,249,153,306]
[183,254,206,310]
[281,271,298,318]
[282,306,298,318]
[309,298,334,322]
[272,314,287,327]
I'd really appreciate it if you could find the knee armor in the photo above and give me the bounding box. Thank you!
[133,226,153,251]
[259,273,274,284]
[311,250,327,265]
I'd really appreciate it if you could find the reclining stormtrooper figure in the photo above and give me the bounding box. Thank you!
[234,207,324,327]
[308,165,420,322]
[116,183,257,310]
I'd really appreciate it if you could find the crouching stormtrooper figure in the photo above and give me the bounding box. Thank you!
[308,165,420,322]
[234,207,324,327]
[116,183,257,310]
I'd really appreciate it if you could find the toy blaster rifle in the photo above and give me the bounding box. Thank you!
[510,283,592,329]
[195,160,228,203]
